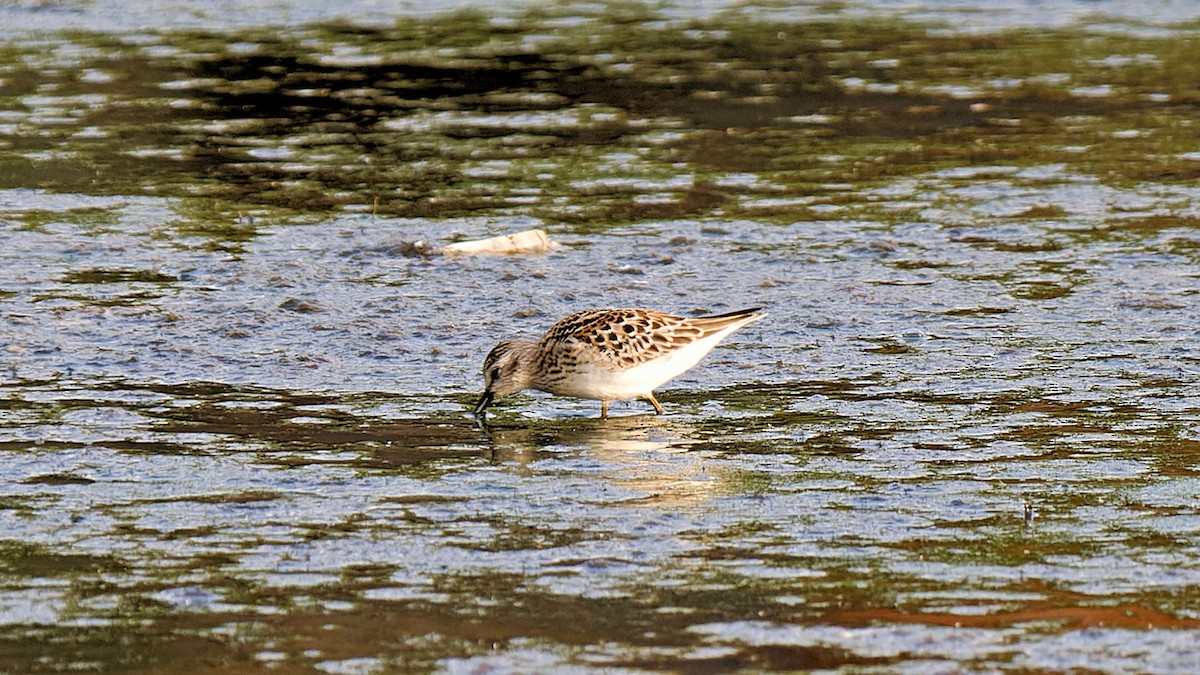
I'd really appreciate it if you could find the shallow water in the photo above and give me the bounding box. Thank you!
[3,1,1200,672]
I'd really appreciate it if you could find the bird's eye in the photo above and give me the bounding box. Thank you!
[489,367,501,382]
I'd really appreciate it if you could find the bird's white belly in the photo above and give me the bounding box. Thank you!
[548,335,724,401]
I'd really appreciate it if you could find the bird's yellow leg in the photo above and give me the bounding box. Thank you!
[646,393,664,415]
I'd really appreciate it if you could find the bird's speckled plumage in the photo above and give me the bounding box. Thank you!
[474,307,766,418]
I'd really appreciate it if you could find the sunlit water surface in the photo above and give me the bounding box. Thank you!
[2,1,1200,672]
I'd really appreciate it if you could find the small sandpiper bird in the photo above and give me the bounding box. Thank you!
[474,307,766,419]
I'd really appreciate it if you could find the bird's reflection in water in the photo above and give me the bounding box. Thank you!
[482,414,727,510]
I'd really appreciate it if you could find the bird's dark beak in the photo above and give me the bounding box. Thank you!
[473,391,494,417]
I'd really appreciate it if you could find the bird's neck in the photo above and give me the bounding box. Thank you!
[508,340,543,390]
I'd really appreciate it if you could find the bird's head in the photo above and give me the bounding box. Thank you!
[473,340,536,416]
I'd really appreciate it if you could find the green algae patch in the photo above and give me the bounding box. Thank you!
[2,5,1199,227]
[0,540,127,577]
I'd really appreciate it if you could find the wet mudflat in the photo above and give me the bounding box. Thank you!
[3,0,1200,672]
